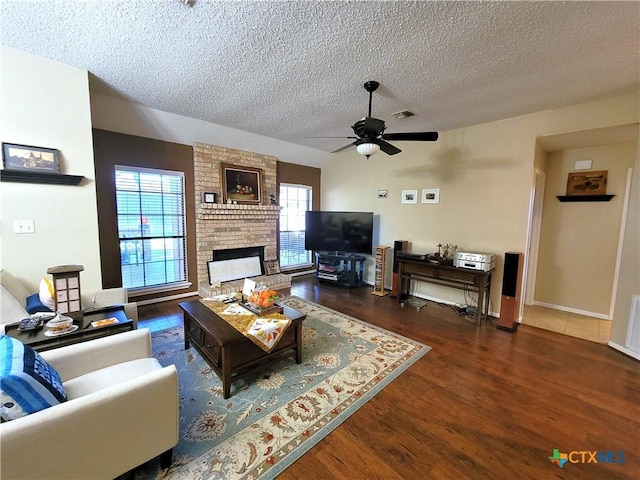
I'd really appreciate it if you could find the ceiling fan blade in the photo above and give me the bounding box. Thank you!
[379,140,401,156]
[381,132,439,142]
[306,136,358,139]
[331,142,356,154]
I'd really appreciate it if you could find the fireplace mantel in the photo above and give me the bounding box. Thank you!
[198,203,282,220]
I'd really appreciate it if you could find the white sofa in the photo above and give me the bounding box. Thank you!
[0,269,138,332]
[0,329,179,480]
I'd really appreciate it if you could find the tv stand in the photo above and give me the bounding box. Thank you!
[315,252,365,288]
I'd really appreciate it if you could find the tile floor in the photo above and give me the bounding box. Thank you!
[138,315,182,334]
[521,304,611,344]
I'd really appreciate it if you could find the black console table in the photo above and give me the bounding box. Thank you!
[4,306,132,352]
[314,252,366,288]
[397,258,493,326]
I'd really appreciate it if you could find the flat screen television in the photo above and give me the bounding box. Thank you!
[305,211,374,255]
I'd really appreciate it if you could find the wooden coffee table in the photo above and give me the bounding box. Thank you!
[4,305,133,352]
[179,299,306,398]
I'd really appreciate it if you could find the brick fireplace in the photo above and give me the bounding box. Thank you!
[194,142,280,293]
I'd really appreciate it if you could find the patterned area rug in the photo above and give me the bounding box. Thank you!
[135,296,430,479]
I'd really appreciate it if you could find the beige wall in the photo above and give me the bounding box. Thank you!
[321,94,639,317]
[610,129,640,349]
[0,47,102,297]
[535,143,636,316]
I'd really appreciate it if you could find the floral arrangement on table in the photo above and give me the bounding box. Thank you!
[247,288,281,310]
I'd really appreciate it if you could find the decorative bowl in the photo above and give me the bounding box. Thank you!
[246,290,282,311]
[46,314,74,332]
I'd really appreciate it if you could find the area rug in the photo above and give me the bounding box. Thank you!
[135,296,430,480]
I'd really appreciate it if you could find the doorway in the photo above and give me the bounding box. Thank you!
[521,126,637,342]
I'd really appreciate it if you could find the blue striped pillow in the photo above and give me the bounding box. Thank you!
[0,335,67,421]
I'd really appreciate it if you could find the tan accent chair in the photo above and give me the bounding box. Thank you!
[0,329,178,479]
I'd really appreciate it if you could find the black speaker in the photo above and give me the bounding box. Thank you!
[498,252,524,332]
[391,240,408,298]
[502,252,521,297]
[392,240,408,273]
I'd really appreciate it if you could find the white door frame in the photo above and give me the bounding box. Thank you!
[523,168,546,308]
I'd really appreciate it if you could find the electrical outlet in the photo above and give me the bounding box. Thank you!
[13,220,35,234]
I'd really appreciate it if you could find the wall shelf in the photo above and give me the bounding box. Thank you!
[556,195,614,202]
[0,169,84,185]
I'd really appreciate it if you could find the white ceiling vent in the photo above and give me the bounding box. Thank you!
[393,110,415,119]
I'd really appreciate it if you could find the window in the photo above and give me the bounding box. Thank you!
[115,166,187,291]
[279,184,312,268]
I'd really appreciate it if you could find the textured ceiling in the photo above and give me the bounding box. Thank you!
[1,1,638,155]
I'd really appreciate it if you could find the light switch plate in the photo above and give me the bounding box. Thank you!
[14,220,35,234]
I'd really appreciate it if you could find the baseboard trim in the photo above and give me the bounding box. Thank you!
[531,301,610,320]
[607,341,640,361]
[136,291,199,306]
[288,269,315,277]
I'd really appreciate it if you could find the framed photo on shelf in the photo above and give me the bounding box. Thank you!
[202,192,217,203]
[401,189,418,204]
[566,171,608,196]
[263,259,281,275]
[2,143,60,173]
[221,163,263,205]
[421,188,440,204]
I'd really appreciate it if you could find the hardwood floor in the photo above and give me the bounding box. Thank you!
[139,275,640,479]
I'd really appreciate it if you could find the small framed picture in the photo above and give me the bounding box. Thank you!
[401,190,418,204]
[263,259,281,275]
[421,188,440,204]
[566,171,607,196]
[202,192,217,203]
[378,189,388,198]
[2,143,60,173]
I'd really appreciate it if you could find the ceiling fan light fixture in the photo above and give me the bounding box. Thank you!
[356,142,380,157]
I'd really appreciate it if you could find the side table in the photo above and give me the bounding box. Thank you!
[4,305,133,352]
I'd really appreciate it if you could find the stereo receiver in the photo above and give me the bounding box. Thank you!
[454,251,495,271]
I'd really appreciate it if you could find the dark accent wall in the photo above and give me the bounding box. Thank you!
[277,161,321,210]
[92,129,197,300]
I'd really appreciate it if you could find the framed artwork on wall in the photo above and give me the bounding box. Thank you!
[221,163,263,205]
[421,188,440,204]
[566,171,608,196]
[401,189,418,204]
[2,143,60,173]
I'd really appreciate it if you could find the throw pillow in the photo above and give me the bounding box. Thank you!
[0,335,67,422]
[39,277,55,311]
[25,293,53,315]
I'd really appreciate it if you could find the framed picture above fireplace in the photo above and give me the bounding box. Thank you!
[221,163,263,205]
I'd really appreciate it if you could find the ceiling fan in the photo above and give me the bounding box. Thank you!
[330,81,438,158]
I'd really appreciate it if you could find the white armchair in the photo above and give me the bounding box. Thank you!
[0,329,178,480]
[86,286,139,328]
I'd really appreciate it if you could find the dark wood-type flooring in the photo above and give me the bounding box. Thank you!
[139,275,640,479]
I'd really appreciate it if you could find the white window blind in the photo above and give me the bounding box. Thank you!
[115,166,187,290]
[279,184,312,268]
